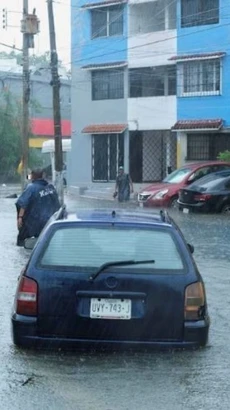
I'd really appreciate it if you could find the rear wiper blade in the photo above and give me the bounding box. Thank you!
[89,259,155,282]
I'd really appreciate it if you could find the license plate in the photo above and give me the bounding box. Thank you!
[183,208,189,214]
[90,298,131,320]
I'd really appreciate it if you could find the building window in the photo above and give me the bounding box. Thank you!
[179,59,221,96]
[129,0,176,35]
[92,69,124,100]
[129,66,176,98]
[181,0,219,28]
[187,134,210,160]
[187,133,230,160]
[91,6,124,38]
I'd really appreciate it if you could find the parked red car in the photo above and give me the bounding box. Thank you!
[138,161,230,208]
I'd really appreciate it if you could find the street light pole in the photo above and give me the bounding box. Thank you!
[47,0,64,205]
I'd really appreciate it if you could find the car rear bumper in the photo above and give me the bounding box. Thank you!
[178,201,208,213]
[12,314,210,350]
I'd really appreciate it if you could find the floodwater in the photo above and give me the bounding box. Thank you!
[1,196,230,410]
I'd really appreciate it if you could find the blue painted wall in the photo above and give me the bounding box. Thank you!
[177,0,230,127]
[71,0,128,67]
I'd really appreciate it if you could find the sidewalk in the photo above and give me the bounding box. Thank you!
[0,182,150,202]
[68,182,150,202]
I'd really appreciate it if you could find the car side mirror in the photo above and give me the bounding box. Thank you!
[187,174,195,183]
[187,243,194,254]
[24,237,37,250]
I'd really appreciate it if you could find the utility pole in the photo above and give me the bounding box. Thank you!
[20,4,39,191]
[21,0,30,191]
[47,0,64,205]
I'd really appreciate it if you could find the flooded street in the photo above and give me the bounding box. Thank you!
[1,197,230,410]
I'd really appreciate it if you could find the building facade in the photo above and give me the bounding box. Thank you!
[0,60,71,149]
[173,0,230,166]
[71,0,230,187]
[71,0,177,186]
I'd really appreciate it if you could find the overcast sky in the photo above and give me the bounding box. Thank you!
[0,0,70,66]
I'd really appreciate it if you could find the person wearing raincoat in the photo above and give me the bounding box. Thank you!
[16,168,60,246]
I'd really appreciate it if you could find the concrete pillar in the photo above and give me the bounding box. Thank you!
[165,131,171,175]
[124,130,130,173]
[177,132,187,167]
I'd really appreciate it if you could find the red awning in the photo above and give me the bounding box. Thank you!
[169,51,226,62]
[171,119,223,131]
[82,124,127,134]
[31,118,71,137]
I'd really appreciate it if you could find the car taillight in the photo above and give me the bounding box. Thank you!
[16,276,38,316]
[184,282,205,321]
[194,194,212,202]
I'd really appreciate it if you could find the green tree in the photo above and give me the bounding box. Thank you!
[0,90,22,181]
[0,50,63,68]
[0,50,17,60]
[217,150,230,162]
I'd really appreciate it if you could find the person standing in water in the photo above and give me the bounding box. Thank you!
[16,168,60,246]
[114,166,133,202]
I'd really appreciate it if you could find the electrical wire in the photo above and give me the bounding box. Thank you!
[31,3,230,70]
[1,2,229,122]
[48,0,226,61]
[67,2,227,60]
[71,22,230,66]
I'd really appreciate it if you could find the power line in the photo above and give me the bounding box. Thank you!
[68,2,227,55]
[2,2,228,69]
[0,42,22,52]
[43,0,223,62]
[71,20,230,66]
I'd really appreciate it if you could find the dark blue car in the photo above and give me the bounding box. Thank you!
[12,208,210,349]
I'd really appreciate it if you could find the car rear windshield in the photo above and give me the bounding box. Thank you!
[39,226,186,273]
[163,168,192,184]
[191,174,228,191]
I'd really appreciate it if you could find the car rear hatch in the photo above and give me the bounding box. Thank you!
[179,188,204,205]
[29,268,190,342]
[27,222,193,343]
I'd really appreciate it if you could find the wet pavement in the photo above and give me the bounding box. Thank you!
[1,196,230,410]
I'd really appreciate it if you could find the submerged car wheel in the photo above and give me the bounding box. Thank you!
[221,204,230,214]
[169,196,178,209]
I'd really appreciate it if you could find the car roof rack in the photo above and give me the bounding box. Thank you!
[55,205,67,220]
[159,209,171,223]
